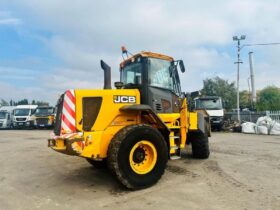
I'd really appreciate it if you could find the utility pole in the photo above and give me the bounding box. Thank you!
[233,35,246,123]
[232,39,280,119]
[248,52,256,104]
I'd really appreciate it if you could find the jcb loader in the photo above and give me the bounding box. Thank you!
[48,49,210,189]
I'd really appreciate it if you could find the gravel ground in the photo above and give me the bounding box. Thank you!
[0,130,280,210]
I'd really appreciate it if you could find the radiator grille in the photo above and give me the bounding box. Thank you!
[82,97,102,131]
[36,118,49,125]
[16,118,26,121]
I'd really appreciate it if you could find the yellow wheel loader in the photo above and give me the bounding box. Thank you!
[48,49,210,189]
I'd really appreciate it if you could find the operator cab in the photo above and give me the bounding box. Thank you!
[120,52,185,113]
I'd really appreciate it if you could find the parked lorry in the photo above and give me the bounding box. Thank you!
[33,106,55,128]
[48,49,211,189]
[0,106,16,129]
[194,96,224,131]
[13,105,38,128]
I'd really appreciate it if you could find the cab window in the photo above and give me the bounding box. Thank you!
[122,57,142,85]
[149,58,173,90]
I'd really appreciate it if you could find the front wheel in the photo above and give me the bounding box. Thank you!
[190,131,210,159]
[108,124,168,189]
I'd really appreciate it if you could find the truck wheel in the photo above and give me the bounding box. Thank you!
[86,158,107,169]
[217,124,223,132]
[189,125,210,159]
[108,124,168,189]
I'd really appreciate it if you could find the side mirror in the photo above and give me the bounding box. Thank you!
[179,60,185,73]
[190,91,201,98]
[223,100,228,107]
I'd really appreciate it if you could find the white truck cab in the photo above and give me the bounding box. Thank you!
[13,105,38,128]
[194,96,224,131]
[0,106,16,129]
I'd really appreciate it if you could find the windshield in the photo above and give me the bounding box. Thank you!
[14,109,30,116]
[149,58,173,90]
[0,112,7,119]
[35,108,54,115]
[195,98,223,110]
[149,58,181,94]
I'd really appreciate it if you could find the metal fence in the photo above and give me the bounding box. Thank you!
[224,111,266,123]
[224,111,280,123]
[266,111,280,123]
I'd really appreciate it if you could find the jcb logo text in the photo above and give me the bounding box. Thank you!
[114,96,136,103]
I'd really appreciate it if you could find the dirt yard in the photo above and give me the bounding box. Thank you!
[0,130,280,210]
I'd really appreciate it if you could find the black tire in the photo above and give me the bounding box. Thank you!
[217,125,222,132]
[212,124,222,132]
[86,158,107,169]
[189,131,210,159]
[107,124,168,189]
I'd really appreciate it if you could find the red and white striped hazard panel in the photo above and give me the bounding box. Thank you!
[61,89,76,134]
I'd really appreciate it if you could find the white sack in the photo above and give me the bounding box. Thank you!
[255,125,268,135]
[270,122,280,135]
[241,122,256,134]
[256,116,273,127]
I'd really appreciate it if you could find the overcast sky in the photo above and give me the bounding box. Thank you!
[1,0,280,105]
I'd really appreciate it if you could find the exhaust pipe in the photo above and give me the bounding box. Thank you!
[100,60,112,89]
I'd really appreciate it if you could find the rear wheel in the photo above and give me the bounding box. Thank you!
[108,124,168,189]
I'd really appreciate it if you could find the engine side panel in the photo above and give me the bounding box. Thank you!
[74,89,140,132]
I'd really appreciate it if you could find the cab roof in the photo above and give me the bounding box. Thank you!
[15,105,38,109]
[0,106,16,112]
[120,51,174,68]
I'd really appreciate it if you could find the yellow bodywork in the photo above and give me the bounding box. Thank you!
[76,89,140,159]
[49,89,202,160]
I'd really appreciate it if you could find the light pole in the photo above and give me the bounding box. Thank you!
[233,35,246,124]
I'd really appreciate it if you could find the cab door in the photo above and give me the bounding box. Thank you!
[147,58,181,113]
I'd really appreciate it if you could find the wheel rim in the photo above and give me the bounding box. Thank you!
[129,140,157,175]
